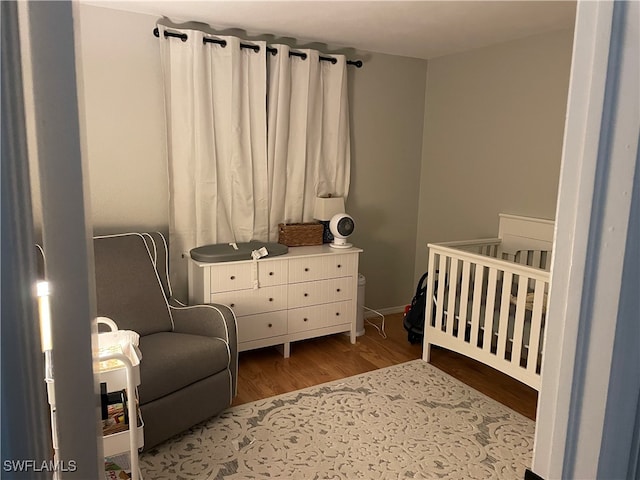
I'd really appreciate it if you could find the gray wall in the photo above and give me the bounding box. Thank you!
[348,53,427,311]
[76,4,428,308]
[414,29,574,282]
[76,5,168,232]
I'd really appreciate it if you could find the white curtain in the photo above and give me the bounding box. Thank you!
[267,45,351,241]
[158,24,350,289]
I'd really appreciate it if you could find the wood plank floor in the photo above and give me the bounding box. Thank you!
[233,312,538,421]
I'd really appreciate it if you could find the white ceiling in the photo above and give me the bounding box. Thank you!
[82,1,576,60]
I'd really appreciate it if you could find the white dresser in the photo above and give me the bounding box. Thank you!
[188,245,362,357]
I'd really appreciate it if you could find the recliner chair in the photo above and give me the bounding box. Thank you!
[93,232,237,450]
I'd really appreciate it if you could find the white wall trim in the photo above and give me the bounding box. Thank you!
[532,1,639,478]
[1,2,52,471]
[24,1,102,477]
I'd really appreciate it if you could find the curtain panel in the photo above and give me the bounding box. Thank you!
[158,25,350,289]
[267,44,351,241]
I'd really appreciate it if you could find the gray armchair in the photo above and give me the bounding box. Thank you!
[93,232,237,450]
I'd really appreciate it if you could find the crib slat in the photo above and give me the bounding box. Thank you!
[435,254,448,330]
[446,257,459,336]
[458,260,471,339]
[511,275,529,366]
[425,249,437,329]
[515,250,527,266]
[526,279,546,373]
[496,271,513,360]
[532,250,542,269]
[469,264,484,347]
[483,267,498,352]
[423,249,438,362]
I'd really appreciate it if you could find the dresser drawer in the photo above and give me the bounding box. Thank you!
[288,301,353,334]
[209,259,288,293]
[210,285,287,316]
[210,263,253,292]
[237,311,287,343]
[288,253,357,283]
[288,277,354,308]
[258,260,288,286]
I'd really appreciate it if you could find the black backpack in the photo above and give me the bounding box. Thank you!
[403,272,430,344]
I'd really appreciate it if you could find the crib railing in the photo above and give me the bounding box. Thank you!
[423,239,551,391]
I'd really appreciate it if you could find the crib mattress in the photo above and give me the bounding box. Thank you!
[190,241,289,263]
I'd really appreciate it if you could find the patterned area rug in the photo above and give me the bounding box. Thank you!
[140,360,534,479]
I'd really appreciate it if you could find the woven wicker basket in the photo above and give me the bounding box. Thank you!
[278,222,324,246]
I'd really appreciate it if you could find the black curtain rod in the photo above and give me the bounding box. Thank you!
[153,27,363,68]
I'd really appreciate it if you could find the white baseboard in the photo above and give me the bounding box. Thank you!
[363,305,406,319]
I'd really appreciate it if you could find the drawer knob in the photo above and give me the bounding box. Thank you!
[303,318,308,322]
[268,323,273,328]
[336,312,340,316]
[337,264,342,268]
[269,297,274,302]
[304,267,309,272]
[269,271,274,276]
[304,293,308,297]
[230,275,235,280]
[336,288,341,292]
[230,303,235,307]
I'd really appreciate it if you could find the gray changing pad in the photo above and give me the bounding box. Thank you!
[190,241,289,263]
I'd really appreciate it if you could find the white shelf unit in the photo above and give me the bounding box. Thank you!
[188,245,363,357]
[98,343,143,480]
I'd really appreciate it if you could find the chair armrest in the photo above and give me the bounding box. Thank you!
[169,297,187,307]
[170,304,238,396]
[170,304,234,339]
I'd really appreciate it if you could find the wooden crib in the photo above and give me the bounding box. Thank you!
[422,214,554,391]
